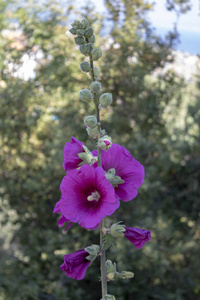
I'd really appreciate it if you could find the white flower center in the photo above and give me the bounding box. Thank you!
[87,191,100,202]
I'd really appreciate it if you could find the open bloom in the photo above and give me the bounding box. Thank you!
[60,249,90,280]
[53,201,72,230]
[124,227,151,249]
[55,164,120,229]
[93,144,145,202]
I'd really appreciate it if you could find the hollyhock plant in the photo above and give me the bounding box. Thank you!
[55,164,120,229]
[93,144,145,202]
[124,227,151,249]
[60,249,91,280]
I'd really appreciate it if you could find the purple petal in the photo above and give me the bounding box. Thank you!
[124,227,151,249]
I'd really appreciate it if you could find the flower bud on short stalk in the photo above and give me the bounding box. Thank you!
[90,81,101,93]
[80,62,91,73]
[84,115,97,128]
[74,37,85,45]
[110,222,126,238]
[80,89,93,102]
[86,126,106,139]
[106,260,116,281]
[99,93,113,109]
[89,66,101,79]
[80,43,94,56]
[92,48,103,61]
[98,135,112,150]
[84,27,94,38]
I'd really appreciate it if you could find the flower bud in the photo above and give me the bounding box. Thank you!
[71,20,84,29]
[98,135,112,150]
[69,28,77,35]
[101,295,116,300]
[84,115,97,128]
[110,222,126,238]
[76,29,85,36]
[107,272,115,281]
[79,89,93,102]
[85,244,100,262]
[80,62,91,73]
[88,34,95,43]
[84,27,94,38]
[80,43,94,56]
[92,48,102,61]
[81,18,89,29]
[116,271,134,279]
[90,81,101,93]
[99,93,112,109]
[89,66,101,79]
[86,126,98,139]
[106,260,116,274]
[74,36,85,45]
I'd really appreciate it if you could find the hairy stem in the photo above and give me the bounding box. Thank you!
[89,51,107,297]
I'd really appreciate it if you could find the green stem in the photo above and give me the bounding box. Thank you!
[89,51,107,298]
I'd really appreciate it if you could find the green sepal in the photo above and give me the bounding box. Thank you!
[69,28,77,35]
[88,34,95,43]
[84,27,94,38]
[76,29,85,36]
[102,234,117,250]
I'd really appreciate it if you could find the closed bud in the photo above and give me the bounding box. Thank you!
[84,115,97,128]
[107,272,115,281]
[106,260,116,274]
[84,27,94,38]
[98,135,112,150]
[88,34,95,43]
[76,29,85,36]
[86,126,98,139]
[116,271,134,279]
[74,37,85,45]
[69,28,77,35]
[101,295,116,300]
[80,62,91,73]
[71,20,84,29]
[89,66,101,79]
[81,18,89,29]
[80,43,94,56]
[92,48,102,61]
[80,89,93,102]
[99,93,113,109]
[90,81,101,93]
[110,222,126,238]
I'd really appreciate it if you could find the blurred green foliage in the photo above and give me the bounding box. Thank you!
[0,0,199,299]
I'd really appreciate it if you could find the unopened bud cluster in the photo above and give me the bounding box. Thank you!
[69,19,113,142]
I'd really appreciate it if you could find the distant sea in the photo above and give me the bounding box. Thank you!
[155,28,200,55]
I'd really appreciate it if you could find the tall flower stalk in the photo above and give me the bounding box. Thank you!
[54,18,151,300]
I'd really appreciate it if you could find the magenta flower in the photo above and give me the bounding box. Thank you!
[63,136,85,172]
[93,144,145,202]
[55,164,120,229]
[53,201,72,230]
[60,249,90,280]
[124,227,151,249]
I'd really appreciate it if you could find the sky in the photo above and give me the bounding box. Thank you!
[76,0,200,55]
